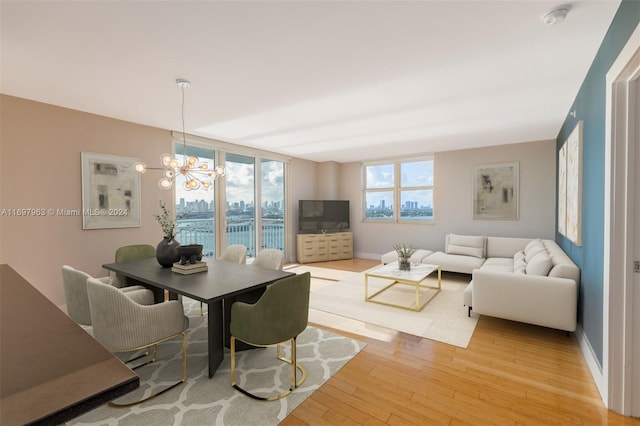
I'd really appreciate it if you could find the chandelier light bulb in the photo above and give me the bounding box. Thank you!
[187,156,198,166]
[163,169,176,178]
[133,162,147,173]
[199,163,209,170]
[169,159,180,169]
[215,165,225,176]
[158,177,173,189]
[201,181,211,189]
[160,153,173,167]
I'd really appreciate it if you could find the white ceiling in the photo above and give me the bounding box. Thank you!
[1,1,621,163]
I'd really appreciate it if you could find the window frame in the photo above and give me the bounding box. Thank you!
[362,156,434,224]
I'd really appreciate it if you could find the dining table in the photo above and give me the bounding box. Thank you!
[102,257,294,378]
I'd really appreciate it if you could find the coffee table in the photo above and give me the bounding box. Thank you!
[365,262,441,311]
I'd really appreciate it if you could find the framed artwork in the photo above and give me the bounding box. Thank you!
[564,121,583,246]
[472,162,519,220]
[81,152,141,229]
[557,141,567,236]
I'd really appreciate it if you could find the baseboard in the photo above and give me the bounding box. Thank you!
[576,323,607,405]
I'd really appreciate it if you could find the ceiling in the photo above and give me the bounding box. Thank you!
[1,1,621,163]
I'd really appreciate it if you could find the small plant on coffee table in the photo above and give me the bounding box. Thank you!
[393,243,417,271]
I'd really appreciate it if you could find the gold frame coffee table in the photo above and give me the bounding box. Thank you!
[365,262,442,312]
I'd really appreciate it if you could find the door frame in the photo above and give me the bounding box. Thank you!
[603,22,640,416]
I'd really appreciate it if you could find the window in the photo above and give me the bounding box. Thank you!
[363,157,434,223]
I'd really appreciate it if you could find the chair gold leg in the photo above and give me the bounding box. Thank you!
[231,336,306,401]
[108,332,187,408]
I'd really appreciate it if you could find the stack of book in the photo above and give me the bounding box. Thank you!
[171,261,208,275]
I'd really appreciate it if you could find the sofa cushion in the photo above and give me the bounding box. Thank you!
[447,234,486,257]
[526,253,553,276]
[480,257,513,273]
[446,244,484,258]
[422,251,484,274]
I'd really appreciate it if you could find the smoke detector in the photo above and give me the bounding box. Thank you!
[541,5,571,26]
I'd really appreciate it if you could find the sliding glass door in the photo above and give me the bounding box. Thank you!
[224,154,256,256]
[260,159,285,252]
[174,144,217,258]
[174,143,286,261]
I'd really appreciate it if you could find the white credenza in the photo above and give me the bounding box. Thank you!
[296,232,353,264]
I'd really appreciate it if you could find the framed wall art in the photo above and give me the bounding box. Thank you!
[472,162,519,220]
[558,121,583,246]
[81,152,141,229]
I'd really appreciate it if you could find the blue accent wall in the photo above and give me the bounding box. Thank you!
[556,0,639,366]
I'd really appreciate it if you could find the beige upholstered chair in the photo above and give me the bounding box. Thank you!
[86,277,189,406]
[220,244,248,264]
[61,265,152,326]
[230,272,310,400]
[251,249,284,271]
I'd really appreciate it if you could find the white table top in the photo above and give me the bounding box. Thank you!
[366,262,440,282]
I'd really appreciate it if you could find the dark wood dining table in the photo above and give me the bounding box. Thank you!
[101,258,294,378]
[0,264,139,425]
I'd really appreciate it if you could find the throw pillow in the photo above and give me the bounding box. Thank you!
[446,244,484,259]
[513,256,527,272]
[526,253,553,276]
[525,243,546,262]
[524,238,542,255]
[514,250,525,262]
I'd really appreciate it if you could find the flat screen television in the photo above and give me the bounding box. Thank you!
[298,200,350,233]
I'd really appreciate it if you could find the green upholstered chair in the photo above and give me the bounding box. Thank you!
[86,277,189,407]
[114,244,156,288]
[230,272,310,401]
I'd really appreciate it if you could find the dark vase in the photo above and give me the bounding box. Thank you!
[156,237,181,267]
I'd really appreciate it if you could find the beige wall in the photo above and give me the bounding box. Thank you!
[0,95,320,306]
[337,140,557,258]
[1,95,174,306]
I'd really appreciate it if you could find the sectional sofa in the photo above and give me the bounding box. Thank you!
[381,234,580,332]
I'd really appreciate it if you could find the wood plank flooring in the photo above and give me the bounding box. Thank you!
[281,259,640,426]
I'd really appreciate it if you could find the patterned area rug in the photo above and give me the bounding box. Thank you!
[70,299,365,425]
[309,270,478,348]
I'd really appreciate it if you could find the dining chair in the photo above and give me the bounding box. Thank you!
[230,272,311,400]
[61,265,153,326]
[114,244,156,288]
[86,277,189,407]
[251,248,284,271]
[220,244,247,264]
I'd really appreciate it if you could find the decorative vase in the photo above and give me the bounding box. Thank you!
[156,237,181,267]
[398,256,411,271]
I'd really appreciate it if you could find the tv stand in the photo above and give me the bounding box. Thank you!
[296,232,353,264]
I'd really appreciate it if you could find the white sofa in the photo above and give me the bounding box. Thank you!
[381,234,580,332]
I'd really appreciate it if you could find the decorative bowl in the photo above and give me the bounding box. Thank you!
[177,244,203,265]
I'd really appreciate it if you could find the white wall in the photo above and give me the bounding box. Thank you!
[337,140,557,259]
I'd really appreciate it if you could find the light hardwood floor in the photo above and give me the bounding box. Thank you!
[281,259,640,426]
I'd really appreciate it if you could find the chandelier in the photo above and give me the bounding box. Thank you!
[134,79,225,190]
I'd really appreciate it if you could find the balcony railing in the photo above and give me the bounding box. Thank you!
[176,218,284,258]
